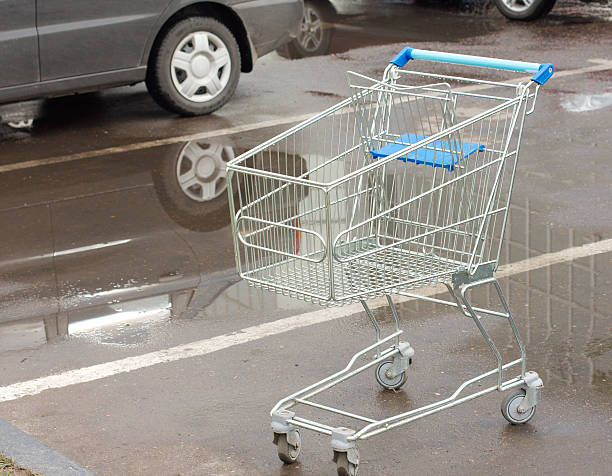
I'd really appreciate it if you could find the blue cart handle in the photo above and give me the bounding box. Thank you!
[390,47,554,85]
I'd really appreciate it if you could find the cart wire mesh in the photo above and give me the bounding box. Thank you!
[227,69,532,306]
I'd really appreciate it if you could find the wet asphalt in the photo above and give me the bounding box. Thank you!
[0,1,611,475]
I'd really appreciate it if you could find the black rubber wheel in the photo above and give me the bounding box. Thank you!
[275,431,301,464]
[334,451,358,476]
[494,0,556,20]
[501,390,536,424]
[283,0,334,58]
[146,17,241,115]
[375,359,407,391]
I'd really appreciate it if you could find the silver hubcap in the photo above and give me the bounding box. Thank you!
[298,7,323,52]
[7,119,34,129]
[502,0,534,13]
[176,142,234,201]
[171,31,231,102]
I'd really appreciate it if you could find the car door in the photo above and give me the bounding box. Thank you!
[36,0,170,80]
[0,0,39,88]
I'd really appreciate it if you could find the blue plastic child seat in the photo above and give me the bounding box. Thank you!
[370,133,485,171]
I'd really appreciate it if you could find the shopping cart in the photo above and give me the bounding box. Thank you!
[227,47,553,475]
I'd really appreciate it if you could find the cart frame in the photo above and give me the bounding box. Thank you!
[227,47,553,475]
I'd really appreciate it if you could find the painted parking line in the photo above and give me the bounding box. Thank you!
[0,114,315,174]
[0,59,611,175]
[0,237,610,403]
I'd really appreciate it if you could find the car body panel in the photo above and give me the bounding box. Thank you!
[137,0,302,71]
[37,0,170,80]
[0,0,39,88]
[0,67,146,104]
[0,0,302,107]
[234,0,302,56]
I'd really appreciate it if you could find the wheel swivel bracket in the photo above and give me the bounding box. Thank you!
[517,371,543,413]
[387,341,414,378]
[271,410,299,446]
[331,427,359,465]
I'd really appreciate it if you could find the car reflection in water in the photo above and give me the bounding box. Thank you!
[66,140,241,346]
[153,140,235,232]
[0,137,311,350]
[67,139,249,345]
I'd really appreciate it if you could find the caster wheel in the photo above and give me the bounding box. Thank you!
[375,359,407,390]
[501,389,536,424]
[334,450,359,476]
[274,430,301,464]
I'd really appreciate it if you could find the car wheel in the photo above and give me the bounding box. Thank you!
[494,0,556,20]
[284,1,333,58]
[7,119,34,130]
[152,140,236,232]
[146,17,241,116]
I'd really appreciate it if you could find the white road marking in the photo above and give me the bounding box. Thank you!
[0,59,611,175]
[0,114,315,174]
[0,238,610,403]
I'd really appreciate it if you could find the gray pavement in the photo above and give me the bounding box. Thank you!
[0,417,95,476]
[0,1,611,475]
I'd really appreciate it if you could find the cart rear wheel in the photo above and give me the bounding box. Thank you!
[501,390,536,424]
[334,451,358,476]
[375,359,407,390]
[274,430,301,464]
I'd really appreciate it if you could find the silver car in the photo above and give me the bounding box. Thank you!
[0,0,302,116]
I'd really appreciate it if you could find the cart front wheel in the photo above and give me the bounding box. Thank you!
[274,430,301,464]
[501,390,536,424]
[375,359,407,390]
[334,451,359,476]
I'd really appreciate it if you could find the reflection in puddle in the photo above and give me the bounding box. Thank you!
[561,92,612,113]
[403,200,610,391]
[0,129,609,392]
[203,280,312,319]
[175,142,233,202]
[152,139,239,232]
[69,295,170,346]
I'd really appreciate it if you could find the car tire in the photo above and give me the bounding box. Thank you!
[152,141,236,232]
[146,17,241,116]
[494,0,556,20]
[283,0,333,58]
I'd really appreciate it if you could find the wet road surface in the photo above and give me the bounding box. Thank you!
[0,1,611,475]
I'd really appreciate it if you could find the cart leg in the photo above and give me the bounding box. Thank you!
[385,296,414,376]
[457,277,527,387]
[360,300,381,356]
[362,297,414,390]
[454,274,543,422]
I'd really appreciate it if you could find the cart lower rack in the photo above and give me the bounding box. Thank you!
[227,46,553,475]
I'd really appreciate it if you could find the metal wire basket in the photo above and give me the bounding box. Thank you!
[227,58,537,306]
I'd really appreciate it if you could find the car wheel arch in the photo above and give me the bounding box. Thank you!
[143,1,254,74]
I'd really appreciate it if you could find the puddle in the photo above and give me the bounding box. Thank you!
[1,132,610,366]
[69,295,170,346]
[0,120,609,399]
[395,200,611,391]
[561,92,612,112]
[0,137,258,349]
